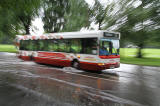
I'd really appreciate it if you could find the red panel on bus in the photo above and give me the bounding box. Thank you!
[34,52,71,67]
[99,55,120,59]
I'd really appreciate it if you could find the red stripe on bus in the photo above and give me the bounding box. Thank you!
[19,56,31,61]
[34,57,71,67]
[38,52,66,58]
[99,55,120,59]
[80,61,119,71]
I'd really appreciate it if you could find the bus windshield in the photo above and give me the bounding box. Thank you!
[99,39,119,56]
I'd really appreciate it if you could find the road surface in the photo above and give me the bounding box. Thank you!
[0,52,160,106]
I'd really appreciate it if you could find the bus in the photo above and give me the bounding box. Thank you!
[15,30,120,71]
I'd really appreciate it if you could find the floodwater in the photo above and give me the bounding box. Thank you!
[0,52,160,106]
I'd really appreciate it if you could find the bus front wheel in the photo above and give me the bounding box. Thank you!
[72,60,80,69]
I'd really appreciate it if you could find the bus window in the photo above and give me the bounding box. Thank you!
[43,40,49,51]
[28,40,34,51]
[23,40,28,50]
[25,40,30,50]
[70,39,81,53]
[48,40,54,51]
[38,40,45,51]
[65,39,71,53]
[99,39,119,55]
[32,40,37,51]
[20,40,25,50]
[99,41,110,55]
[81,38,97,54]
[52,40,58,52]
[58,40,66,52]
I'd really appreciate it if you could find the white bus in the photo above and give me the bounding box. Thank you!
[15,30,120,71]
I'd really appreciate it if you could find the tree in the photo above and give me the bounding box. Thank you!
[91,0,116,30]
[42,0,69,33]
[62,0,91,32]
[0,0,41,36]
[0,1,19,43]
[14,0,41,34]
[42,0,90,33]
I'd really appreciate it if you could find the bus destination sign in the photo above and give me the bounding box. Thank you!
[103,32,119,39]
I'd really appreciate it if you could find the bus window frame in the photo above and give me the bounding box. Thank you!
[19,38,99,55]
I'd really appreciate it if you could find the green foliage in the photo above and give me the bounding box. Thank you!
[91,0,105,29]
[63,0,91,32]
[42,0,90,33]
[0,0,41,42]
[42,0,69,33]
[13,0,41,34]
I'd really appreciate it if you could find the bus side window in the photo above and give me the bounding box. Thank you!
[25,40,29,50]
[65,39,71,53]
[38,40,45,51]
[53,40,58,52]
[28,40,34,51]
[43,40,49,51]
[58,40,66,52]
[48,40,53,51]
[20,40,24,50]
[70,39,81,53]
[23,40,27,50]
[82,38,97,54]
[59,39,70,53]
[32,40,37,51]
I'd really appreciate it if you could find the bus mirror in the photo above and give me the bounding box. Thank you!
[92,50,97,55]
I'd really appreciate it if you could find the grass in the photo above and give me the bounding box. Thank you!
[0,44,160,67]
[120,57,160,67]
[0,44,17,53]
[120,48,160,58]
[120,48,160,67]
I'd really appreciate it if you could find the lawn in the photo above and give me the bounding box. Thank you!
[0,44,17,53]
[120,48,160,67]
[120,48,160,58]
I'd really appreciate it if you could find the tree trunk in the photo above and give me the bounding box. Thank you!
[137,43,144,58]
[24,24,30,34]
[19,16,31,34]
[98,22,101,30]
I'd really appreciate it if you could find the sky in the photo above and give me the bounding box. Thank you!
[31,18,44,35]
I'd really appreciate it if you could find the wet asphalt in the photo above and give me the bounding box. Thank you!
[0,52,160,106]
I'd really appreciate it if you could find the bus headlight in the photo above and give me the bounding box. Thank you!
[98,63,105,66]
[77,55,81,58]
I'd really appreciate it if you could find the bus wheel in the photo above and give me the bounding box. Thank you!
[72,61,79,69]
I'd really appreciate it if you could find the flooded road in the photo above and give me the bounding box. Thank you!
[0,52,160,106]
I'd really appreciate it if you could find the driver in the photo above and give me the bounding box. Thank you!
[99,47,109,55]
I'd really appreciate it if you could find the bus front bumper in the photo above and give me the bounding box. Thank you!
[98,62,120,70]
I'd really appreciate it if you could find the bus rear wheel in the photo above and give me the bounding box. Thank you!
[72,61,80,69]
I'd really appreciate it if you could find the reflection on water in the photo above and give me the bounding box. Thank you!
[0,71,131,106]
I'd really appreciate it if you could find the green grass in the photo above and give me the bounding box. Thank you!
[120,48,160,58]
[0,44,17,53]
[120,57,160,67]
[120,48,160,67]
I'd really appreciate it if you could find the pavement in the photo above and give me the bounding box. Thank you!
[0,52,160,106]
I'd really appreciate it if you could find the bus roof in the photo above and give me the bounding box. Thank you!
[16,30,120,40]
